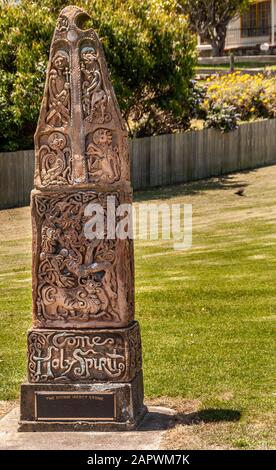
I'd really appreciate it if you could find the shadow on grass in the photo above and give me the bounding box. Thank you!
[175,408,241,426]
[140,408,241,431]
[134,171,254,202]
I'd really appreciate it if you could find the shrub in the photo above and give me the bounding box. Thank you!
[0,0,196,151]
[203,72,276,122]
[188,80,206,119]
[205,104,240,132]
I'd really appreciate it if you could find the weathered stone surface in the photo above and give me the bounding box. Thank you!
[34,5,130,189]
[20,4,146,431]
[31,189,134,329]
[28,322,142,383]
[19,372,146,432]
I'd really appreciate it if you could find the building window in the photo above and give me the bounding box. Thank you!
[241,1,271,37]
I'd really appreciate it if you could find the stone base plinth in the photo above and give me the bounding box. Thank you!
[19,371,146,432]
[19,322,146,431]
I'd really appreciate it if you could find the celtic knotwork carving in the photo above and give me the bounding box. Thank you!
[129,325,142,372]
[46,50,71,127]
[33,191,134,328]
[28,331,49,382]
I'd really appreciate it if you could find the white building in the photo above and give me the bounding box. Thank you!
[198,0,276,55]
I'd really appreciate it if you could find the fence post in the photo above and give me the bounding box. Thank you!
[229,53,235,73]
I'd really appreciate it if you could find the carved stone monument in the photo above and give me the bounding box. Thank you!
[19,5,146,431]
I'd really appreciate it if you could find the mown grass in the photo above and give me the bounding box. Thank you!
[0,166,275,448]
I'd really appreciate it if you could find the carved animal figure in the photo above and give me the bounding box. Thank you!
[41,275,112,321]
[39,132,71,186]
[86,128,120,183]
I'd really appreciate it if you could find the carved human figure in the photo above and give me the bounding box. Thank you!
[39,132,71,186]
[46,50,70,127]
[86,128,120,183]
[81,47,109,123]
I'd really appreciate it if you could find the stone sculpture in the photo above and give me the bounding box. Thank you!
[19,5,146,431]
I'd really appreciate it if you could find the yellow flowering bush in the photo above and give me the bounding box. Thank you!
[203,72,276,121]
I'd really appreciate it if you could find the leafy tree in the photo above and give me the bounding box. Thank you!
[178,0,249,56]
[0,1,54,149]
[0,0,196,150]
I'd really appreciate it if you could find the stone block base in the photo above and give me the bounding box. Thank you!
[19,371,146,432]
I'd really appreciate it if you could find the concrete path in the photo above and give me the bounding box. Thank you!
[0,406,175,450]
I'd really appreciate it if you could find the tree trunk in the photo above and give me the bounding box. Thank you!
[211,41,225,56]
[210,25,227,57]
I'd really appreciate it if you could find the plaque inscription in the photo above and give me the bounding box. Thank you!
[35,391,116,421]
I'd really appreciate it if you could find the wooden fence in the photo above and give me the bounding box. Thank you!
[130,119,276,189]
[1,119,276,209]
[198,55,276,65]
[0,150,35,210]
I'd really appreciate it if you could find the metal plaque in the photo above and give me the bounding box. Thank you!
[35,391,116,421]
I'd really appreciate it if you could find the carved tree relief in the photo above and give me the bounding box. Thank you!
[32,191,133,329]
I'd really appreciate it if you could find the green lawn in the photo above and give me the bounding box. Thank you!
[0,165,275,449]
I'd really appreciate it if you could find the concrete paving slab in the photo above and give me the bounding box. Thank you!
[0,406,175,450]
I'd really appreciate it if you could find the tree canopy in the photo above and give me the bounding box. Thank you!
[0,0,196,151]
[179,0,249,56]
